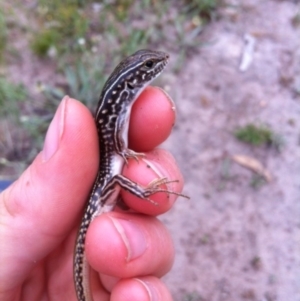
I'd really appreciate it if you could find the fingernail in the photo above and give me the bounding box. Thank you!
[141,157,177,203]
[109,217,148,262]
[142,156,174,187]
[142,158,167,179]
[42,96,68,161]
[135,278,159,301]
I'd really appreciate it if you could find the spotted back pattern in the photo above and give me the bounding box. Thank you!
[74,49,169,301]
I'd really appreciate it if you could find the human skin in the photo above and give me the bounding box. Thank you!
[0,86,185,301]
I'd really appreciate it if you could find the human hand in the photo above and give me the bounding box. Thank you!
[0,87,185,301]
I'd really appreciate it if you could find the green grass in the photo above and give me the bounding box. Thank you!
[31,1,89,57]
[0,78,29,170]
[234,124,284,151]
[183,0,219,21]
[31,0,214,60]
[182,291,204,301]
[31,29,60,57]
[1,0,220,173]
[31,0,216,108]
[0,7,7,62]
[0,77,27,117]
[42,57,107,110]
[291,10,300,27]
[250,174,267,190]
[234,124,273,146]
[217,158,232,190]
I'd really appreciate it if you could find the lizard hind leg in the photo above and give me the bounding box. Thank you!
[110,174,189,207]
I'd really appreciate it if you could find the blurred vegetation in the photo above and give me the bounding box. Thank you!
[291,9,300,27]
[182,290,204,301]
[235,124,273,146]
[0,10,7,63]
[234,124,284,151]
[0,78,27,117]
[31,29,60,57]
[0,0,220,175]
[31,0,89,57]
[183,0,219,20]
[250,174,267,190]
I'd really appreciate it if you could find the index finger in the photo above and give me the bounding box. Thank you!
[129,86,175,151]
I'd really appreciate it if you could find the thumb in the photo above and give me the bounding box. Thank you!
[0,96,98,288]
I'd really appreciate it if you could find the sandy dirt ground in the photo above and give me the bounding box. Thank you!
[161,1,300,300]
[2,1,300,300]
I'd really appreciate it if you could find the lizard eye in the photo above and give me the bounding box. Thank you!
[144,60,154,68]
